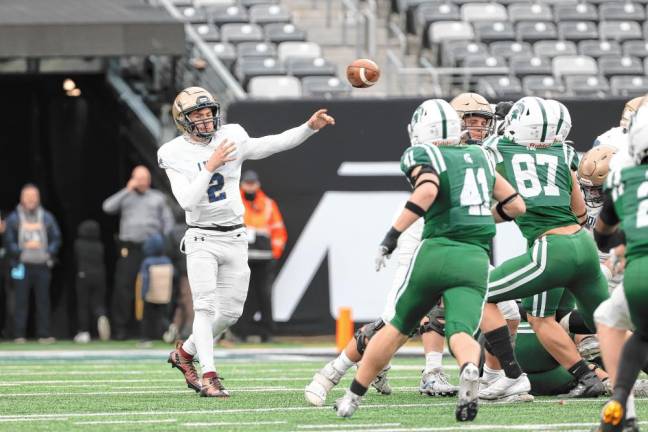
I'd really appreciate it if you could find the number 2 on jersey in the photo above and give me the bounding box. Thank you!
[207,173,226,202]
[511,153,559,198]
[460,167,491,216]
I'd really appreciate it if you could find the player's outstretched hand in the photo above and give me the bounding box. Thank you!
[375,246,391,272]
[307,109,335,130]
[206,139,237,172]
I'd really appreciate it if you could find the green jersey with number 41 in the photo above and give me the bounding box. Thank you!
[606,165,648,264]
[400,144,497,250]
[484,136,579,243]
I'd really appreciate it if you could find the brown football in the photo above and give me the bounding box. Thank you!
[346,59,380,88]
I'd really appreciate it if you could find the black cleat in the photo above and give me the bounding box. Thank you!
[560,371,607,398]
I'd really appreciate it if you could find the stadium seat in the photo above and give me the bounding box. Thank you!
[302,76,353,98]
[565,75,610,96]
[461,3,508,21]
[610,75,648,96]
[403,0,438,33]
[221,23,264,44]
[578,40,622,57]
[462,55,507,69]
[194,0,235,6]
[179,6,209,24]
[599,2,645,21]
[265,23,307,44]
[553,55,598,76]
[598,55,643,77]
[428,21,475,46]
[600,21,643,41]
[441,41,489,66]
[211,42,236,69]
[554,3,598,21]
[522,75,566,97]
[623,40,648,57]
[508,3,553,22]
[240,0,279,7]
[249,4,292,25]
[490,41,532,59]
[558,21,599,41]
[511,56,554,77]
[207,5,248,26]
[235,57,286,86]
[533,40,578,57]
[286,57,337,79]
[248,76,301,98]
[414,3,461,36]
[277,42,322,62]
[474,21,516,43]
[516,22,558,42]
[193,24,220,41]
[477,76,523,98]
[237,42,277,59]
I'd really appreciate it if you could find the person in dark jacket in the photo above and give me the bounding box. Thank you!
[137,234,174,344]
[73,220,110,343]
[4,184,61,343]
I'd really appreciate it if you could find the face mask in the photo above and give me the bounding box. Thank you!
[244,192,257,202]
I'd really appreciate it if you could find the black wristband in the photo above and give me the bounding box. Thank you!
[496,201,514,221]
[380,227,402,254]
[405,201,426,217]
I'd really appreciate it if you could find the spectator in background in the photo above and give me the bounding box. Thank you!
[231,170,287,342]
[102,165,174,340]
[163,220,194,343]
[73,220,110,343]
[4,184,61,343]
[0,215,8,338]
[137,233,174,345]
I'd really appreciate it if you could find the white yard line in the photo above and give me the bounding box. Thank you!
[184,421,288,427]
[306,423,648,432]
[299,424,402,429]
[0,417,68,423]
[75,419,177,425]
[0,387,302,397]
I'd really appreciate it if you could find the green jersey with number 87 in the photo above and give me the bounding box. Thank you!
[400,144,497,250]
[484,136,578,243]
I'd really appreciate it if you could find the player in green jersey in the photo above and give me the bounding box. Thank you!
[479,97,610,401]
[594,103,648,432]
[334,99,526,422]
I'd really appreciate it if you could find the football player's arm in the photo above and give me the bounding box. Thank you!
[376,166,438,270]
[491,172,526,223]
[570,171,588,225]
[164,168,213,212]
[594,192,622,251]
[242,109,334,160]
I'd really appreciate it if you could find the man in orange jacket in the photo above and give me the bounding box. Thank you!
[232,170,287,342]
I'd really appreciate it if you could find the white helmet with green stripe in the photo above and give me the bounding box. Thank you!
[503,97,567,147]
[407,99,461,146]
[628,100,648,165]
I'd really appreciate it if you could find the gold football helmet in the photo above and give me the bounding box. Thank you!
[172,86,220,139]
[449,92,495,144]
[620,96,644,130]
[578,145,617,207]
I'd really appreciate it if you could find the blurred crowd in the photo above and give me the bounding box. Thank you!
[0,167,285,344]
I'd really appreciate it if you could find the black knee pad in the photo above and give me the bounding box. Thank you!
[354,318,385,355]
[418,304,445,337]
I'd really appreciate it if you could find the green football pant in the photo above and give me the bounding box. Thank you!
[515,323,574,395]
[521,289,576,318]
[384,237,489,339]
[624,256,648,335]
[488,229,608,332]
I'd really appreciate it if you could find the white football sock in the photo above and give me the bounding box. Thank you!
[193,310,215,376]
[332,351,355,373]
[626,393,637,419]
[483,364,503,378]
[424,351,443,374]
[182,335,198,357]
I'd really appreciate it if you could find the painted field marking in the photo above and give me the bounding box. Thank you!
[305,422,648,432]
[298,423,402,429]
[183,421,288,427]
[74,419,177,425]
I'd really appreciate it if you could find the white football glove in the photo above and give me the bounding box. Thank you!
[375,246,391,272]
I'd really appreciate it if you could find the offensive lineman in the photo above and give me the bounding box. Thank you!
[594,102,648,432]
[334,99,526,421]
[162,87,334,397]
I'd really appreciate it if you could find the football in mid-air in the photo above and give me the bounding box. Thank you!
[346,59,380,88]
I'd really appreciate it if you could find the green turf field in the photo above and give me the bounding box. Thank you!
[0,344,645,432]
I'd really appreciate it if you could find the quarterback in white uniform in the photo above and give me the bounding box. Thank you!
[163,86,334,397]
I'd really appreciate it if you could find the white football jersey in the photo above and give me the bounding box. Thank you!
[158,124,249,227]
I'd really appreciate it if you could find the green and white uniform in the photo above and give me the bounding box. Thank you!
[383,144,496,339]
[605,165,648,333]
[485,136,608,331]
